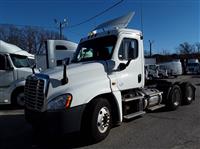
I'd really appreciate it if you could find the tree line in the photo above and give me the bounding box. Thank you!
[176,42,200,55]
[0,24,66,54]
[145,41,200,57]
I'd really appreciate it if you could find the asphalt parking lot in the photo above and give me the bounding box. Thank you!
[0,75,200,149]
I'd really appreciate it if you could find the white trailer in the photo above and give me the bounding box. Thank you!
[0,40,38,106]
[36,40,77,70]
[24,12,195,142]
[158,60,183,76]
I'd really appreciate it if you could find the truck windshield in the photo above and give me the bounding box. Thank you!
[10,54,30,68]
[72,35,117,63]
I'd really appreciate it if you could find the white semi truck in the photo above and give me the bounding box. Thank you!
[186,59,200,74]
[36,40,78,70]
[0,40,38,106]
[24,12,196,142]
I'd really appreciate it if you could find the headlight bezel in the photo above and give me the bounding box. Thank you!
[47,93,72,110]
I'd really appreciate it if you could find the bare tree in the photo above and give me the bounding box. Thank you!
[0,24,64,54]
[177,42,194,54]
[194,42,200,53]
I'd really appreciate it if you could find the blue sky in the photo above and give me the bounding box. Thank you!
[0,0,199,54]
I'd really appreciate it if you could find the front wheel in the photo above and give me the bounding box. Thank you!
[82,98,112,142]
[12,88,25,107]
[16,92,25,107]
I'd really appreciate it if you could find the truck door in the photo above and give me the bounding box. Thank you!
[0,54,14,90]
[115,37,144,90]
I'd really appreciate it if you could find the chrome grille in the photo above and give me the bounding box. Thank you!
[25,76,45,111]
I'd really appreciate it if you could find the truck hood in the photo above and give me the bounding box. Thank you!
[31,60,113,108]
[41,61,109,99]
[16,67,39,80]
[42,61,107,81]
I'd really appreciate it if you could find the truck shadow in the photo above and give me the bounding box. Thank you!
[0,105,23,110]
[34,134,95,149]
[0,114,97,149]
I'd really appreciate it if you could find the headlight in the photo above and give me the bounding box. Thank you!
[47,94,72,110]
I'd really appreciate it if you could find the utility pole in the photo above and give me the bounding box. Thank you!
[149,40,154,57]
[54,18,68,39]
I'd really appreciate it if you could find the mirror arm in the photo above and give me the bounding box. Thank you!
[125,59,132,67]
[32,64,36,74]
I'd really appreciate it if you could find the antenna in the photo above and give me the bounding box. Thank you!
[140,1,144,36]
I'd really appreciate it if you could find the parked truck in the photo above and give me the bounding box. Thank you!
[0,40,38,106]
[24,12,196,142]
[36,40,78,70]
[186,59,200,74]
[158,60,183,76]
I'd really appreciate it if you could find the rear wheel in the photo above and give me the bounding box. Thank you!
[82,98,112,142]
[181,82,195,105]
[166,85,182,110]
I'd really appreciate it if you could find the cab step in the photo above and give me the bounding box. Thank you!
[148,104,165,111]
[122,95,143,102]
[123,111,146,120]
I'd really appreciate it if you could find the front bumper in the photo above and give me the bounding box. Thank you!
[25,104,86,135]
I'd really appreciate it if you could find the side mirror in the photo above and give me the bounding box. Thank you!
[118,59,132,71]
[61,57,70,85]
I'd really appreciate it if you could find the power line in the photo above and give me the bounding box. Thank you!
[0,0,125,30]
[68,0,125,28]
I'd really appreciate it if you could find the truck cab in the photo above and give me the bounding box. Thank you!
[24,12,195,142]
[0,40,37,106]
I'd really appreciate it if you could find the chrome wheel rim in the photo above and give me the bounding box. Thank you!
[97,107,110,133]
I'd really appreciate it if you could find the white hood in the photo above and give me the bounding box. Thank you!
[42,61,110,105]
[43,61,107,84]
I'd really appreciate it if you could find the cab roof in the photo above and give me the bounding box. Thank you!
[80,28,142,44]
[0,40,34,58]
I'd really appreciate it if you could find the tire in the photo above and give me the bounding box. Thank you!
[82,98,112,142]
[12,88,25,107]
[181,82,195,105]
[166,85,182,110]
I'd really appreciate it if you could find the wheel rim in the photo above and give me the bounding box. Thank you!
[97,106,110,134]
[186,86,193,101]
[16,92,25,106]
[172,89,180,106]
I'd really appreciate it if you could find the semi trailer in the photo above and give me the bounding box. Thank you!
[24,12,196,142]
[36,40,77,70]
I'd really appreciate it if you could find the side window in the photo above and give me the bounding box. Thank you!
[0,54,6,70]
[55,45,68,50]
[77,48,94,60]
[118,38,138,60]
